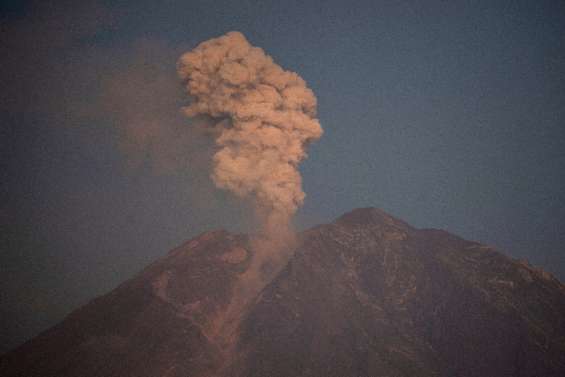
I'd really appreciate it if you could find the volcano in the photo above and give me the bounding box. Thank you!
[2,208,565,376]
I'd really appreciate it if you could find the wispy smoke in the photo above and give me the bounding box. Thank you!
[177,31,323,237]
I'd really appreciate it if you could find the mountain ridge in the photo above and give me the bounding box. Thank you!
[2,207,564,376]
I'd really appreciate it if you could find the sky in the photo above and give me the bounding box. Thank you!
[1,0,564,353]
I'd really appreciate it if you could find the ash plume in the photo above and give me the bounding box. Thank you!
[177,31,323,238]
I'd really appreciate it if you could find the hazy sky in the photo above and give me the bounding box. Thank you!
[2,0,564,353]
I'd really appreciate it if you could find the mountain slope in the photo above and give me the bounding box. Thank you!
[2,208,565,377]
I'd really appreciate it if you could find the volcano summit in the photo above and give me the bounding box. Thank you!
[2,208,565,377]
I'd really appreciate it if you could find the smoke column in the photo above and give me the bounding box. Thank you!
[177,31,322,239]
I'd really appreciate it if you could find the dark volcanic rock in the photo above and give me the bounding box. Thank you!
[2,208,565,377]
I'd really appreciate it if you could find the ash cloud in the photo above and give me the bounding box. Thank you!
[177,31,323,238]
[99,39,203,174]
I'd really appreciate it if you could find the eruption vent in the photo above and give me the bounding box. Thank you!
[177,31,322,235]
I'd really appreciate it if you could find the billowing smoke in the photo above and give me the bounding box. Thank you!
[177,31,322,239]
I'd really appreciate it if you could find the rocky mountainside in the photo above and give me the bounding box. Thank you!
[2,208,565,377]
